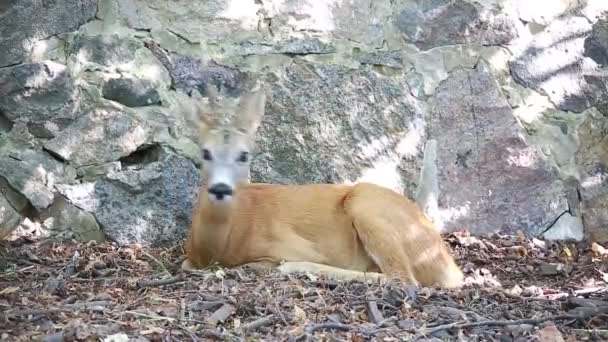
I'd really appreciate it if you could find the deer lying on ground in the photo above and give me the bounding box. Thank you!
[181,82,464,288]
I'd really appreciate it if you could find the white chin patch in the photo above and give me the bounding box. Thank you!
[208,193,233,204]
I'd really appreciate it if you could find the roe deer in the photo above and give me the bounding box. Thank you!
[181,82,464,288]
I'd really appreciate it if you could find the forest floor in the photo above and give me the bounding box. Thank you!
[1,231,607,341]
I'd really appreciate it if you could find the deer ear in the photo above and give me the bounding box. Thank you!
[233,81,266,136]
[192,86,222,135]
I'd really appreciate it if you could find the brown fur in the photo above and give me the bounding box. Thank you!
[181,83,464,288]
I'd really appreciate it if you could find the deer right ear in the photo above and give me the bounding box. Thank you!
[233,81,266,136]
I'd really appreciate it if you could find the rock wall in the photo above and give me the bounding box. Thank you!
[1,0,607,245]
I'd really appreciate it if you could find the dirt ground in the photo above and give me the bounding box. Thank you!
[1,231,607,341]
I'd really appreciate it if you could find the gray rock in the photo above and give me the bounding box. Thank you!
[428,62,571,236]
[0,61,80,137]
[251,62,421,195]
[145,43,246,97]
[510,16,594,113]
[60,147,199,245]
[0,0,97,67]
[0,149,76,210]
[220,39,336,58]
[40,196,104,242]
[76,162,122,181]
[68,33,142,69]
[0,176,29,228]
[0,193,22,239]
[0,111,13,133]
[584,72,608,116]
[98,0,262,43]
[44,105,154,167]
[102,77,161,107]
[278,38,336,55]
[575,109,608,242]
[584,18,608,66]
[394,0,516,50]
[0,177,30,214]
[357,50,403,69]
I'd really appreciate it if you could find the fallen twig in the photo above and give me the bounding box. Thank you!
[141,251,171,276]
[366,300,384,324]
[422,312,597,335]
[242,314,275,332]
[4,301,111,318]
[137,274,184,288]
[207,303,236,325]
[124,310,176,322]
[305,322,352,335]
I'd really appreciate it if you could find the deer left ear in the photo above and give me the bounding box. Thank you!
[233,81,266,136]
[192,86,224,137]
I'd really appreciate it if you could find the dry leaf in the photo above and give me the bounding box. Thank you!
[294,304,306,323]
[140,327,164,335]
[536,324,564,342]
[516,230,526,242]
[0,287,20,295]
[591,242,607,256]
[288,326,304,335]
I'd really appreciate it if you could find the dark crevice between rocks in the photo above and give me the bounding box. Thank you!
[42,147,68,164]
[166,29,198,45]
[120,144,162,167]
[540,210,572,237]
[540,183,581,236]
[0,60,24,69]
[0,110,14,133]
[0,176,38,223]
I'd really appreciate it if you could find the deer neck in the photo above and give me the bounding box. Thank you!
[196,190,236,258]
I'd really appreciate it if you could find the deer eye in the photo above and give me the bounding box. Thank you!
[237,151,249,163]
[202,149,212,161]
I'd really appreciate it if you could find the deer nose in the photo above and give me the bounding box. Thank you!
[208,183,233,200]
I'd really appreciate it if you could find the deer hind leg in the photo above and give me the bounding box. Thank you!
[349,214,420,286]
[277,261,385,283]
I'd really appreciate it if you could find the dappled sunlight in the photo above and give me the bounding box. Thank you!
[30,39,49,62]
[358,135,393,160]
[56,182,98,212]
[580,0,608,21]
[436,203,471,231]
[395,117,425,158]
[130,216,151,245]
[218,0,261,31]
[353,158,402,194]
[511,89,554,124]
[418,191,441,228]
[581,173,606,190]
[20,61,65,93]
[121,63,165,84]
[275,0,343,33]
[505,145,542,168]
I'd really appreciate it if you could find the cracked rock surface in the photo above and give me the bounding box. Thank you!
[0,0,607,244]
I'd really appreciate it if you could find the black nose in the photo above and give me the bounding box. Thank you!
[208,183,233,200]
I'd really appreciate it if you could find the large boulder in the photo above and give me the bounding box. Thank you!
[58,147,199,245]
[252,62,423,195]
[44,105,155,167]
[575,109,608,242]
[0,0,97,67]
[427,62,576,236]
[0,148,76,210]
[394,0,517,50]
[0,61,81,139]
[510,16,596,113]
